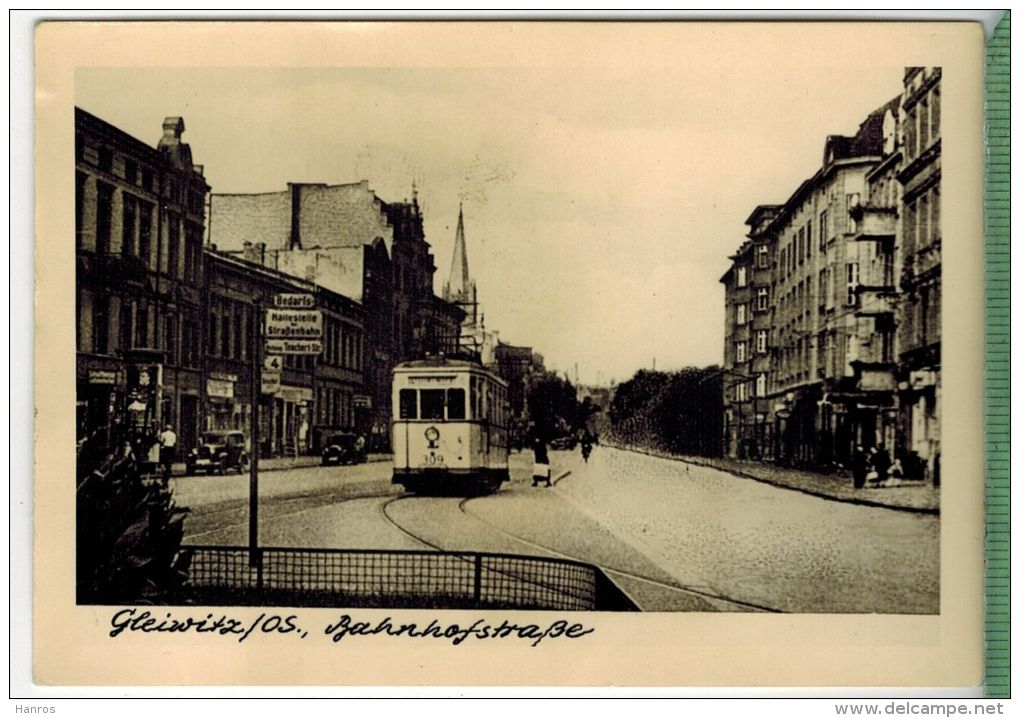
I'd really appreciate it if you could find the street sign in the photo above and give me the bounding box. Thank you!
[265,308,322,339]
[261,370,281,395]
[264,355,283,371]
[265,339,323,355]
[273,293,316,309]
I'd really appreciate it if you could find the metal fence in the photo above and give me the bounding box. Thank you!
[177,545,637,611]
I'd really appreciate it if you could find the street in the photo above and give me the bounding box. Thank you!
[176,447,938,614]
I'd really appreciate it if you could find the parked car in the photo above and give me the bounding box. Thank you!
[550,435,577,451]
[321,432,366,466]
[186,430,248,475]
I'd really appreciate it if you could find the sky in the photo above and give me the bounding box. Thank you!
[77,63,905,385]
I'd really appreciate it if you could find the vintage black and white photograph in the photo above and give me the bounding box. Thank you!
[69,51,948,618]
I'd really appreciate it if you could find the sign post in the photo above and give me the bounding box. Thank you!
[249,293,322,569]
[249,301,261,568]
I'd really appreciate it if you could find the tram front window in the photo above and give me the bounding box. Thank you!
[399,389,417,419]
[420,389,445,420]
[447,388,465,420]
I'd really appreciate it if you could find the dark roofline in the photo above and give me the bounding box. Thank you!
[75,106,208,187]
[744,204,782,227]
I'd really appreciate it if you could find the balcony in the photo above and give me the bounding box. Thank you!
[853,287,895,318]
[849,205,897,242]
[849,360,897,393]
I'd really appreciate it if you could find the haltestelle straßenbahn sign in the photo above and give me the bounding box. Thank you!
[265,308,322,339]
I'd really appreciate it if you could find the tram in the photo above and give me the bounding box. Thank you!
[391,357,510,494]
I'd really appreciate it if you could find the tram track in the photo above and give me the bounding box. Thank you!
[183,482,397,543]
[379,489,780,613]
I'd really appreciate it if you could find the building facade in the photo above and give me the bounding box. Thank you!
[76,108,210,455]
[721,205,781,460]
[202,250,365,457]
[209,181,463,450]
[721,69,941,484]
[895,67,942,484]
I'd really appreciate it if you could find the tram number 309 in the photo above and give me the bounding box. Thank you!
[391,358,510,495]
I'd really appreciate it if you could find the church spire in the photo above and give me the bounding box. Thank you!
[443,202,478,326]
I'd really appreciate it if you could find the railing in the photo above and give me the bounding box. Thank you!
[176,545,638,611]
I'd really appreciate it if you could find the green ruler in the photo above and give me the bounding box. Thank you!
[984,10,1010,700]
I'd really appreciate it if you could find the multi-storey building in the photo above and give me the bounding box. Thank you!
[202,249,365,457]
[895,67,942,483]
[209,181,463,450]
[720,238,755,459]
[722,98,898,467]
[75,108,210,454]
[721,205,781,460]
[722,69,941,484]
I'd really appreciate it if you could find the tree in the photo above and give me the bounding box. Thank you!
[608,366,723,457]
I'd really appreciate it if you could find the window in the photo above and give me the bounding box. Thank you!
[756,374,766,397]
[420,389,445,420]
[96,182,113,255]
[756,245,768,268]
[447,389,466,420]
[142,169,154,193]
[135,304,148,347]
[919,97,930,150]
[93,295,109,354]
[208,310,218,354]
[806,220,812,258]
[846,193,861,234]
[819,210,828,251]
[846,262,859,305]
[904,201,917,248]
[756,287,769,311]
[798,227,805,265]
[399,389,417,419]
[736,266,747,287]
[98,147,113,173]
[931,87,940,139]
[756,330,768,354]
[736,304,747,325]
[905,107,917,159]
[121,195,136,256]
[221,311,230,358]
[167,213,180,277]
[736,341,746,363]
[819,268,828,310]
[124,160,138,185]
[76,172,87,248]
[120,301,134,350]
[137,202,153,266]
[918,193,930,247]
[165,316,177,365]
[931,185,941,244]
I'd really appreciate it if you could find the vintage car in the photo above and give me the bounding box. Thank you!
[186,430,248,475]
[550,435,577,451]
[321,432,366,466]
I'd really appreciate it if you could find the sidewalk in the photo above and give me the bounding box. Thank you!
[168,453,392,477]
[610,444,939,514]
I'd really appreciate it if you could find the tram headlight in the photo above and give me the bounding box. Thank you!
[424,426,440,442]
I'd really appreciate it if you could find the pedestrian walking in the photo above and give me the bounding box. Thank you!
[158,424,177,482]
[532,435,551,487]
[852,444,868,489]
